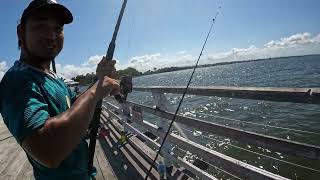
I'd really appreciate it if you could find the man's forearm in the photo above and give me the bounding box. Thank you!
[23,82,101,168]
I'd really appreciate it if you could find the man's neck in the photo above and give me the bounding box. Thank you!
[20,52,53,73]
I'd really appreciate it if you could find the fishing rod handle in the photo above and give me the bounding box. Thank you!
[106,41,115,61]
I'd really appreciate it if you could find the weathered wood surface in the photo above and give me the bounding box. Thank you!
[104,107,288,180]
[101,111,195,180]
[128,134,213,180]
[0,119,116,180]
[0,119,13,141]
[125,101,320,160]
[0,120,33,180]
[101,115,159,180]
[133,86,320,104]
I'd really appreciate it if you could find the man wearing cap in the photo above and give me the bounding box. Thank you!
[0,0,119,179]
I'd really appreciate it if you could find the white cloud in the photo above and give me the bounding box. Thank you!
[81,55,103,66]
[123,32,320,71]
[0,61,8,81]
[264,32,320,48]
[55,32,320,78]
[56,63,94,80]
[56,55,125,79]
[206,32,320,63]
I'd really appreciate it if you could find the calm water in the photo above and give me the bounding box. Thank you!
[126,55,320,179]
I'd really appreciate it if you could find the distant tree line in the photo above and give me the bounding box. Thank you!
[71,62,257,85]
[71,60,265,85]
[71,73,95,85]
[71,67,143,85]
[71,54,319,85]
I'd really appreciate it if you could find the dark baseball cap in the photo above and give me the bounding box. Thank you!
[21,0,73,24]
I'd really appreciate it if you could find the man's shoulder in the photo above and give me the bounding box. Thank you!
[1,61,39,86]
[0,62,41,99]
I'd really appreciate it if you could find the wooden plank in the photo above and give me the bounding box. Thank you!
[111,124,151,179]
[95,140,118,180]
[0,123,13,141]
[105,120,154,180]
[99,120,119,156]
[105,108,220,180]
[93,154,105,180]
[105,118,163,179]
[106,116,200,180]
[0,141,21,175]
[0,126,8,135]
[129,127,216,180]
[124,137,161,179]
[100,123,114,149]
[168,134,289,180]
[0,137,17,158]
[103,105,164,143]
[129,135,215,180]
[104,106,292,179]
[175,157,217,180]
[126,101,320,160]
[102,124,120,157]
[133,86,320,104]
[15,159,34,180]
[0,145,27,179]
[0,131,13,141]
[129,136,163,164]
[104,133,114,149]
[2,149,28,180]
[100,121,117,152]
[99,124,144,180]
[0,119,5,129]
[104,106,289,180]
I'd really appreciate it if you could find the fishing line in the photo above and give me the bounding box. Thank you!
[144,5,222,179]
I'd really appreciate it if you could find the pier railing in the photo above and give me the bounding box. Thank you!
[133,86,320,104]
[101,86,320,180]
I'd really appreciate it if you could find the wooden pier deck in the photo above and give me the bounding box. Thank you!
[2,85,319,179]
[0,117,190,180]
[0,119,119,180]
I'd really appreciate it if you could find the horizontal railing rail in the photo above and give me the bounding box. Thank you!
[101,85,320,179]
[100,109,218,180]
[121,101,320,161]
[133,86,320,104]
[102,105,289,180]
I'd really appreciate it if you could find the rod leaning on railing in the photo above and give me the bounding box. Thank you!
[133,86,320,104]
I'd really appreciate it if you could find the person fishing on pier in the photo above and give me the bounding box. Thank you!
[0,0,120,179]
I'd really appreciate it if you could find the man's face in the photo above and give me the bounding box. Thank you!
[23,9,64,59]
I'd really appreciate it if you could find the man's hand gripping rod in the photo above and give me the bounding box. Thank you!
[88,0,128,175]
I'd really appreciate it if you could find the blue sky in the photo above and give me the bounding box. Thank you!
[1,0,320,79]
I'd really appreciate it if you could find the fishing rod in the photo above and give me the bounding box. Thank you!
[88,0,128,175]
[144,6,221,180]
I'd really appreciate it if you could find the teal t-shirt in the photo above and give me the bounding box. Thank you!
[0,61,90,180]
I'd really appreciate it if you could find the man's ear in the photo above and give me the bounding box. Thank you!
[17,24,24,49]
